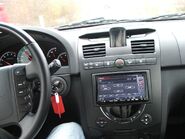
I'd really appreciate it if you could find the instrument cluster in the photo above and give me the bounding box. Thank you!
[0,43,68,67]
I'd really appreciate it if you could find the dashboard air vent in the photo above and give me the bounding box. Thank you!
[131,39,155,54]
[82,43,106,58]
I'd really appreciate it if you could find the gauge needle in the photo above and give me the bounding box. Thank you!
[62,59,66,62]
[25,51,32,61]
[52,52,55,58]
[1,59,11,65]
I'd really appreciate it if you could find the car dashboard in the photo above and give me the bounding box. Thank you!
[1,20,185,139]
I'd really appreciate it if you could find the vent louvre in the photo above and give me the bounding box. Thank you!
[82,43,106,58]
[131,39,155,54]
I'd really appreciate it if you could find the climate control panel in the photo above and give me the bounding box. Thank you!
[83,58,157,70]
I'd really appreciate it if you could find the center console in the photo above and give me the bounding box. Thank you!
[78,27,162,139]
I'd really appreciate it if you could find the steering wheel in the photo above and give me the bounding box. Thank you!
[0,23,51,139]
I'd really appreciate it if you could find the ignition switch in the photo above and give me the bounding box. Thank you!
[51,76,67,96]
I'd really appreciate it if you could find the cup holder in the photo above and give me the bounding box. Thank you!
[100,104,145,124]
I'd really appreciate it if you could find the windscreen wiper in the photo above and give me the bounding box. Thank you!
[139,13,185,22]
[57,13,185,30]
[57,17,115,30]
[57,17,136,30]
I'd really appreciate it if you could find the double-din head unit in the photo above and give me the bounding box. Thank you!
[94,72,150,105]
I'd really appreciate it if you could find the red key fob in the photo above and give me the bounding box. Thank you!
[51,93,65,118]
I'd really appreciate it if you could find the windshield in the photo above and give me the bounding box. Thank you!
[1,0,185,27]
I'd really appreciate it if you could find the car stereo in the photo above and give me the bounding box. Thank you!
[95,72,149,105]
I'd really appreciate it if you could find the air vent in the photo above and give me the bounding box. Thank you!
[82,43,106,58]
[131,39,155,54]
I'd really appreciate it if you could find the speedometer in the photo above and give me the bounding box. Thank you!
[17,46,32,63]
[0,51,17,66]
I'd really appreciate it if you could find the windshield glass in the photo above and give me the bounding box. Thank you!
[1,0,185,27]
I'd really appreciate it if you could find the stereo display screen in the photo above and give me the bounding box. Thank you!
[96,73,148,104]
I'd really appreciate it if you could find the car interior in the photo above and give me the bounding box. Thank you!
[1,1,185,139]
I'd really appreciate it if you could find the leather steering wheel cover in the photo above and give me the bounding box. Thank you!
[0,23,51,139]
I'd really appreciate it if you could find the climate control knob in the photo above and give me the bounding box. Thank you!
[115,58,124,68]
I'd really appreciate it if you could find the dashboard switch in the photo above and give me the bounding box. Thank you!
[83,63,89,69]
[104,61,115,67]
[84,63,89,66]
[140,114,152,125]
[96,117,108,128]
[94,62,103,68]
[146,58,157,65]
[88,62,94,66]
[125,59,135,65]
[135,58,146,65]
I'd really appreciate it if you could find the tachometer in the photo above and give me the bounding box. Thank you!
[17,46,32,63]
[57,52,68,66]
[0,51,17,66]
[47,47,57,63]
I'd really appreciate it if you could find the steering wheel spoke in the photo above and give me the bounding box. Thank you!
[25,60,40,79]
[0,66,20,127]
[19,114,35,138]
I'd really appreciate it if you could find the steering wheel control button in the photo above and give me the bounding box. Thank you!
[140,114,152,125]
[17,80,27,88]
[18,83,23,87]
[115,59,124,68]
[24,95,31,101]
[18,90,24,94]
[15,68,26,76]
